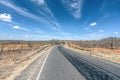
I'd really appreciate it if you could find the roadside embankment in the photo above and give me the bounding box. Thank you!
[0,45,50,80]
[65,45,120,64]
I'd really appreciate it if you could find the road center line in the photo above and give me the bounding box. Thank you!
[36,47,53,80]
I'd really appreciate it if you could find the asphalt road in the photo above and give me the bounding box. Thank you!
[37,46,86,80]
[37,46,120,80]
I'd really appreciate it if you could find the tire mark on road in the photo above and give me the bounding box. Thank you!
[58,47,120,80]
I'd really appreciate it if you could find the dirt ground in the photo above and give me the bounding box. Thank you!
[66,45,120,64]
[0,46,50,80]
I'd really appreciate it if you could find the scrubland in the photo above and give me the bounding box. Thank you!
[66,38,120,64]
[0,40,49,79]
[0,40,65,79]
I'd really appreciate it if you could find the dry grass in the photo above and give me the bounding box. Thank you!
[0,45,50,80]
[66,45,120,64]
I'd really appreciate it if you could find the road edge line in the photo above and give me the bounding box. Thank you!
[36,46,54,80]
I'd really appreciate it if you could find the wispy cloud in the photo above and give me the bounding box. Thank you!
[24,35,29,38]
[13,26,20,29]
[0,1,47,23]
[99,29,104,33]
[31,0,69,35]
[0,0,70,36]
[62,0,83,18]
[0,0,74,39]
[114,32,119,34]
[31,0,61,29]
[89,22,97,26]
[33,34,72,40]
[13,25,30,31]
[0,13,12,22]
[0,0,61,30]
[31,0,45,5]
[34,28,47,34]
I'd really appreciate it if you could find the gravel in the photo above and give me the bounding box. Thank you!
[15,50,48,80]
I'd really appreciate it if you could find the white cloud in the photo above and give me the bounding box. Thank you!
[31,0,65,30]
[0,0,61,30]
[114,32,119,34]
[99,29,104,33]
[13,26,29,31]
[31,0,44,5]
[0,1,53,28]
[0,0,68,35]
[24,35,29,38]
[13,26,20,29]
[34,28,46,34]
[0,13,12,22]
[90,22,97,26]
[62,0,83,18]
[31,0,61,29]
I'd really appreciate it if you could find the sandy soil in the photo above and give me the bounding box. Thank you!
[0,46,50,80]
[65,45,120,64]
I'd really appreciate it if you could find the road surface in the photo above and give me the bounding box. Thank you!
[36,46,86,80]
[37,46,120,80]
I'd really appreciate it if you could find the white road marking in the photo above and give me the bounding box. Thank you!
[36,47,53,80]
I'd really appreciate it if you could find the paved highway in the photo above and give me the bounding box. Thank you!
[37,46,120,80]
[36,46,86,80]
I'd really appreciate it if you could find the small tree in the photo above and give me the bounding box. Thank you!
[0,43,6,55]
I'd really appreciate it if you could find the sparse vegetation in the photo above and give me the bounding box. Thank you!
[0,40,67,79]
[0,38,120,79]
[66,37,120,64]
[0,40,52,79]
[70,37,120,49]
[0,40,50,55]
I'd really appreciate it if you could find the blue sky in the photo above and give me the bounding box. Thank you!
[0,0,120,40]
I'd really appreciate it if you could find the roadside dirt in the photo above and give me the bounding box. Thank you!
[15,47,52,80]
[65,45,120,64]
[0,46,50,80]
